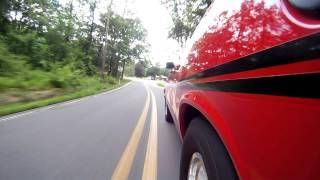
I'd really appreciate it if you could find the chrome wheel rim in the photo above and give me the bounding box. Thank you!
[188,152,208,180]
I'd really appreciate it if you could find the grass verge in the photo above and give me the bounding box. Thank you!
[157,81,166,87]
[0,79,130,116]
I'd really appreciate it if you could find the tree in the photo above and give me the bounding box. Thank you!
[159,67,170,76]
[124,61,135,77]
[134,62,145,77]
[83,0,98,55]
[146,66,160,78]
[0,0,150,84]
[99,0,113,80]
[162,0,212,46]
[98,11,148,79]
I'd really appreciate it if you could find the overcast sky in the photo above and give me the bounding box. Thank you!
[130,0,180,66]
[60,0,180,66]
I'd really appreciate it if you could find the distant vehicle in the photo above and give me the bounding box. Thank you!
[164,0,320,180]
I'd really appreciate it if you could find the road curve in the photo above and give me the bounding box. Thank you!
[0,80,181,180]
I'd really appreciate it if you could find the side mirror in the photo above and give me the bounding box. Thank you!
[166,62,175,69]
[288,0,320,18]
[174,64,181,70]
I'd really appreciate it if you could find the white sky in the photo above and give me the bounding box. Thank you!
[131,0,180,66]
[60,0,181,66]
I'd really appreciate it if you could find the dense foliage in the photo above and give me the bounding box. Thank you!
[132,61,169,79]
[0,0,148,92]
[162,0,212,46]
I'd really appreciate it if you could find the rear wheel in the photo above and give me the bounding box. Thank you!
[165,100,173,123]
[180,117,238,180]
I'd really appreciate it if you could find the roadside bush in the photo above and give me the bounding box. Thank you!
[50,64,83,89]
[20,70,53,90]
[0,36,29,76]
[106,76,117,85]
[0,71,53,91]
[0,77,21,90]
[79,76,101,89]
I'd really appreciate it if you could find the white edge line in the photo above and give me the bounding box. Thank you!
[0,111,34,122]
[0,81,133,122]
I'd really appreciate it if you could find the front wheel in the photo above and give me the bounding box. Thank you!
[180,117,238,180]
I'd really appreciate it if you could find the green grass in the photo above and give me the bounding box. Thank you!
[157,81,166,87]
[0,79,130,116]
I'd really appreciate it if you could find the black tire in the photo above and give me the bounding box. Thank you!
[180,117,238,180]
[165,100,173,123]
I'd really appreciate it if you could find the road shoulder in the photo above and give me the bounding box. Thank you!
[0,80,131,119]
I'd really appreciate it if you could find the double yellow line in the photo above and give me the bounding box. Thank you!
[111,84,158,180]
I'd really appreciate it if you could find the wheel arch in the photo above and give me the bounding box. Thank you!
[178,96,240,177]
[179,103,206,137]
[178,99,222,139]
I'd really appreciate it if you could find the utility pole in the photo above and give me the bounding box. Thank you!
[100,0,113,81]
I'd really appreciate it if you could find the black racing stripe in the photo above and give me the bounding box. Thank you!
[184,33,320,81]
[190,73,320,98]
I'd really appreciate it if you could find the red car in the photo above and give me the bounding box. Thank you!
[164,0,320,179]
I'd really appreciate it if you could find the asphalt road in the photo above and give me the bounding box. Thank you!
[0,80,182,180]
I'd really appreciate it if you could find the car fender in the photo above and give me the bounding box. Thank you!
[178,90,241,175]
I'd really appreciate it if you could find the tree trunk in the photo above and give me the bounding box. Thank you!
[121,59,126,80]
[65,0,73,42]
[108,53,114,75]
[111,58,119,77]
[85,0,96,55]
[205,0,212,7]
[100,0,114,80]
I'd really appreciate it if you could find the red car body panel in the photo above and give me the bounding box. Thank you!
[165,0,320,179]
